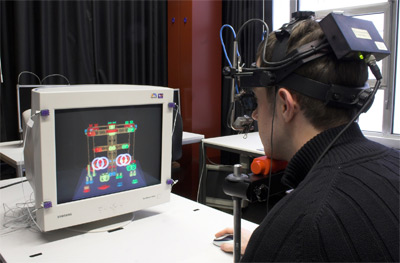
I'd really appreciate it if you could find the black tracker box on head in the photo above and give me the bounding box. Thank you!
[319,13,390,61]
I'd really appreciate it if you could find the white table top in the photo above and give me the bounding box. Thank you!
[0,178,258,263]
[202,132,265,156]
[0,140,24,167]
[182,131,204,145]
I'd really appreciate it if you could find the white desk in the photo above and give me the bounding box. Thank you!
[0,141,24,177]
[182,131,204,145]
[0,178,258,263]
[202,132,264,156]
[0,132,204,178]
[198,132,265,204]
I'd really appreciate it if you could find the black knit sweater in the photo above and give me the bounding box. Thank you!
[241,123,399,262]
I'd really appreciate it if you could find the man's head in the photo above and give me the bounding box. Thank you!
[256,18,368,131]
[251,17,368,160]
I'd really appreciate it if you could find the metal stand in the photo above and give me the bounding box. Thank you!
[232,196,242,263]
[223,164,250,263]
[223,163,289,262]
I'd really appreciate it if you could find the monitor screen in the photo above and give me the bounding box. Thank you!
[54,104,163,204]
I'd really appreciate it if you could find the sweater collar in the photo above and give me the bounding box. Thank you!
[281,122,366,189]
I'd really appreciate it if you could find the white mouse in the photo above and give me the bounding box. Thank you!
[213,234,234,247]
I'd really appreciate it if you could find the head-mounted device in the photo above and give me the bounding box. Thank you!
[223,12,390,122]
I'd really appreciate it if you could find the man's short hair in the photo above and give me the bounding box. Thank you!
[256,18,368,130]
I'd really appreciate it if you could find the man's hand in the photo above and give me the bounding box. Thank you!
[215,227,252,255]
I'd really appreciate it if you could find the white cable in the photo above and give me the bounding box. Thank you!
[41,74,70,85]
[17,71,41,85]
[21,179,43,232]
[172,104,179,136]
[0,179,42,235]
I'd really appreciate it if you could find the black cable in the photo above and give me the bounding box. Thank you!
[307,78,381,177]
[243,40,330,71]
[227,95,235,129]
[235,19,270,67]
[266,86,278,214]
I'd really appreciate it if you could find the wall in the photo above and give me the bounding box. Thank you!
[168,0,222,200]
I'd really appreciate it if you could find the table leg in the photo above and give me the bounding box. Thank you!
[16,165,24,177]
[198,142,207,204]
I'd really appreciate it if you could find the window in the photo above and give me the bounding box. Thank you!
[273,0,399,148]
[353,13,384,133]
[299,0,387,10]
[394,14,400,134]
[273,0,291,30]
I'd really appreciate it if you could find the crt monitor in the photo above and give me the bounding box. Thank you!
[24,84,174,232]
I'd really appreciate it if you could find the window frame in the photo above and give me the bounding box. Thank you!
[289,0,399,149]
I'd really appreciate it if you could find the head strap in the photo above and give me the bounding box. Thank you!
[270,11,315,62]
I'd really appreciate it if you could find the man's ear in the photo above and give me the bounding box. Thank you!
[277,88,299,123]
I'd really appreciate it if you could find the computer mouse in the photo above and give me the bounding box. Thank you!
[213,234,234,247]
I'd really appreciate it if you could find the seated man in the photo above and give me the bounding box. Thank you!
[217,15,399,262]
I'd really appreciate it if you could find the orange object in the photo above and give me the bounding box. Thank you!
[251,156,288,176]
